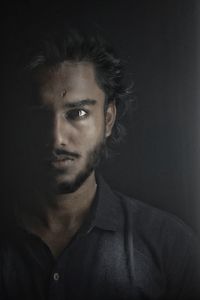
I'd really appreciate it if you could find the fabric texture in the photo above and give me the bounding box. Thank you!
[0,175,200,299]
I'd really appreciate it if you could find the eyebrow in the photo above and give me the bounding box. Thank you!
[64,99,97,109]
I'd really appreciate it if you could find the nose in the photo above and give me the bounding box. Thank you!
[50,113,69,148]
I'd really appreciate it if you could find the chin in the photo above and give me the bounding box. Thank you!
[48,140,105,195]
[55,167,94,194]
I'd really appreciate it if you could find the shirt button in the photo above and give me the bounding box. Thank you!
[53,272,60,281]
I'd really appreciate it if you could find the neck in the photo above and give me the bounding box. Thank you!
[47,172,97,227]
[21,171,97,232]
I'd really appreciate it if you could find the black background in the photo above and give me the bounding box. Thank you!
[2,0,200,234]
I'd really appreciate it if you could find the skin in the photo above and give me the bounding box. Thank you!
[23,61,116,256]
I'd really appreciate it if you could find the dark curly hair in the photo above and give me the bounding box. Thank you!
[17,29,133,152]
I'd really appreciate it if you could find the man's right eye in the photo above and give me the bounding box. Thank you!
[65,109,89,121]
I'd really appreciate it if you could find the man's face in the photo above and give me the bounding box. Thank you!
[26,62,116,194]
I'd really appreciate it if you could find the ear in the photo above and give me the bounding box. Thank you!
[105,101,117,138]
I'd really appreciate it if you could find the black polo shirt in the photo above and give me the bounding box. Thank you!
[0,176,200,300]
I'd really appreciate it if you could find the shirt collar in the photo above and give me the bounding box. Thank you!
[11,174,123,237]
[88,174,123,232]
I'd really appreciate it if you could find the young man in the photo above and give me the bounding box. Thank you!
[1,30,200,299]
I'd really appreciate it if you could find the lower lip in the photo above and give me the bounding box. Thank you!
[51,159,75,169]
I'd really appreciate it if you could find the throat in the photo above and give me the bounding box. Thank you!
[25,193,96,257]
[21,172,97,257]
[35,221,82,257]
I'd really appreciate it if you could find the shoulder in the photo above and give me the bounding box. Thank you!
[97,175,198,246]
[112,189,200,260]
[115,189,197,238]
[115,189,200,278]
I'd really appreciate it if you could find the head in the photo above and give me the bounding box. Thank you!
[10,29,132,196]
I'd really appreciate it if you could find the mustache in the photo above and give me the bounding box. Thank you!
[46,149,81,161]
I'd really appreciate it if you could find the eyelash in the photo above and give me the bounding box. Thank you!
[65,109,89,121]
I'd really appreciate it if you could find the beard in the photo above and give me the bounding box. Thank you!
[54,139,105,194]
[11,137,106,222]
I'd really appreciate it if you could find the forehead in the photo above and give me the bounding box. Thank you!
[35,61,105,107]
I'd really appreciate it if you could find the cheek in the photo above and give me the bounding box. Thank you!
[76,116,105,148]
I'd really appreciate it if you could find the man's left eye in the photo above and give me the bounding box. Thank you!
[66,109,88,120]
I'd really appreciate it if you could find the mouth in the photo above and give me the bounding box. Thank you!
[49,157,76,169]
